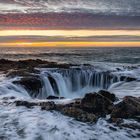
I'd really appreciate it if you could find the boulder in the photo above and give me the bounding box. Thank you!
[81,93,114,116]
[60,106,97,122]
[98,90,117,102]
[111,96,140,119]
[13,76,43,97]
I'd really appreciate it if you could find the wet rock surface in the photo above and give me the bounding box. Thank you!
[14,90,140,126]
[120,76,137,82]
[0,59,139,131]
[111,96,140,119]
[47,96,65,100]
[0,59,77,73]
[59,106,98,122]
[98,90,117,102]
[81,92,114,116]
[13,76,43,97]
[15,100,56,110]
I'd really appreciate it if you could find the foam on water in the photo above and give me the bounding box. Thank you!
[0,104,139,140]
[0,77,30,100]
[0,47,140,139]
[0,66,139,139]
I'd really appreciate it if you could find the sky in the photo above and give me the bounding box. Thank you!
[0,0,140,47]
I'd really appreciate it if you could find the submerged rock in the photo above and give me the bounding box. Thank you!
[120,76,137,82]
[2,96,16,100]
[15,100,56,110]
[111,96,140,119]
[15,100,37,108]
[47,96,64,100]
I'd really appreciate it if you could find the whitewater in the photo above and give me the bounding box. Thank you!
[0,47,140,140]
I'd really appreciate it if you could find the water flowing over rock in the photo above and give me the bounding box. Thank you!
[5,64,138,99]
[13,76,43,98]
[13,89,140,126]
[38,68,119,99]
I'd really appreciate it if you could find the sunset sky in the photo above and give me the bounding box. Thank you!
[0,0,140,47]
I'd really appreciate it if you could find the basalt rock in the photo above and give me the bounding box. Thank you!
[40,101,56,110]
[98,90,117,102]
[81,92,114,116]
[13,76,43,97]
[47,96,64,100]
[6,69,36,78]
[59,106,98,122]
[108,117,124,124]
[120,76,137,82]
[15,100,56,110]
[15,100,38,108]
[111,96,140,119]
[0,59,75,73]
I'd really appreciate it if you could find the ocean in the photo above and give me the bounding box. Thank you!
[0,0,140,139]
[0,47,139,140]
[1,47,140,65]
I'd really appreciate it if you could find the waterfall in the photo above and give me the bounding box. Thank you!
[39,68,119,98]
[0,68,121,99]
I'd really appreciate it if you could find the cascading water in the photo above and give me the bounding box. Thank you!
[2,66,136,99]
[37,68,119,98]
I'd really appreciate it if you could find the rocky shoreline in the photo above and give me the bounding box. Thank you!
[0,59,140,133]
[13,90,140,125]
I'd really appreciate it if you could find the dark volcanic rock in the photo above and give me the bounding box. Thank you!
[13,76,43,97]
[111,96,140,119]
[108,117,124,124]
[81,92,114,116]
[0,59,75,73]
[59,106,98,122]
[120,76,137,82]
[14,92,140,123]
[98,90,117,102]
[15,100,56,110]
[15,100,37,108]
[6,69,35,78]
[47,96,64,100]
[40,101,56,110]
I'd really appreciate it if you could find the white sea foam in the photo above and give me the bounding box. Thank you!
[0,104,139,140]
[0,60,139,139]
